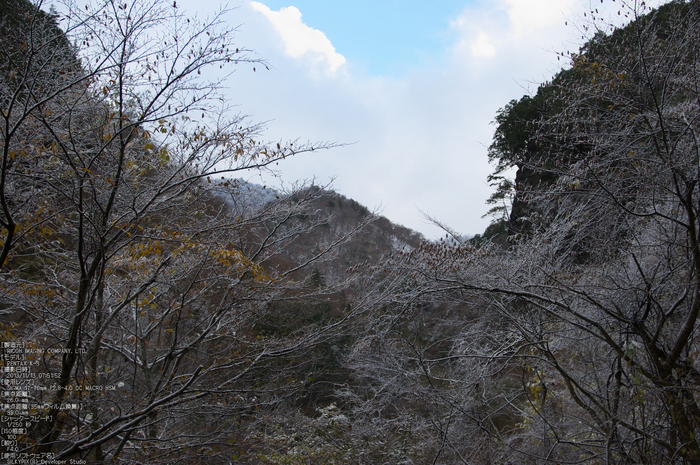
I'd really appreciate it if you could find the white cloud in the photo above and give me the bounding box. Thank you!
[504,0,576,39]
[250,2,346,74]
[452,0,578,64]
[181,0,677,239]
[471,31,497,58]
[230,0,575,237]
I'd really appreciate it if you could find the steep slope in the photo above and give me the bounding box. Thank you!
[215,180,424,284]
[485,0,698,240]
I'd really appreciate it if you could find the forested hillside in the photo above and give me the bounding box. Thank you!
[351,0,700,463]
[4,0,700,464]
[0,0,419,462]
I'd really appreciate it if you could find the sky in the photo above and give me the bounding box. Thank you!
[175,0,667,239]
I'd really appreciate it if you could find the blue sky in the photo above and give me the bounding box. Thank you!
[253,0,472,76]
[175,0,668,239]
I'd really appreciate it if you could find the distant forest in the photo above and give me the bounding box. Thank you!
[2,0,700,463]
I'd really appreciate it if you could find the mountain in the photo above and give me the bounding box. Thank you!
[0,1,429,461]
[485,0,697,241]
[216,179,424,284]
[212,179,280,214]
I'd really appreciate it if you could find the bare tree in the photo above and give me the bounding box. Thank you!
[0,0,369,463]
[348,2,700,464]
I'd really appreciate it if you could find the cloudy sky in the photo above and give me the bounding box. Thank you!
[178,0,666,239]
